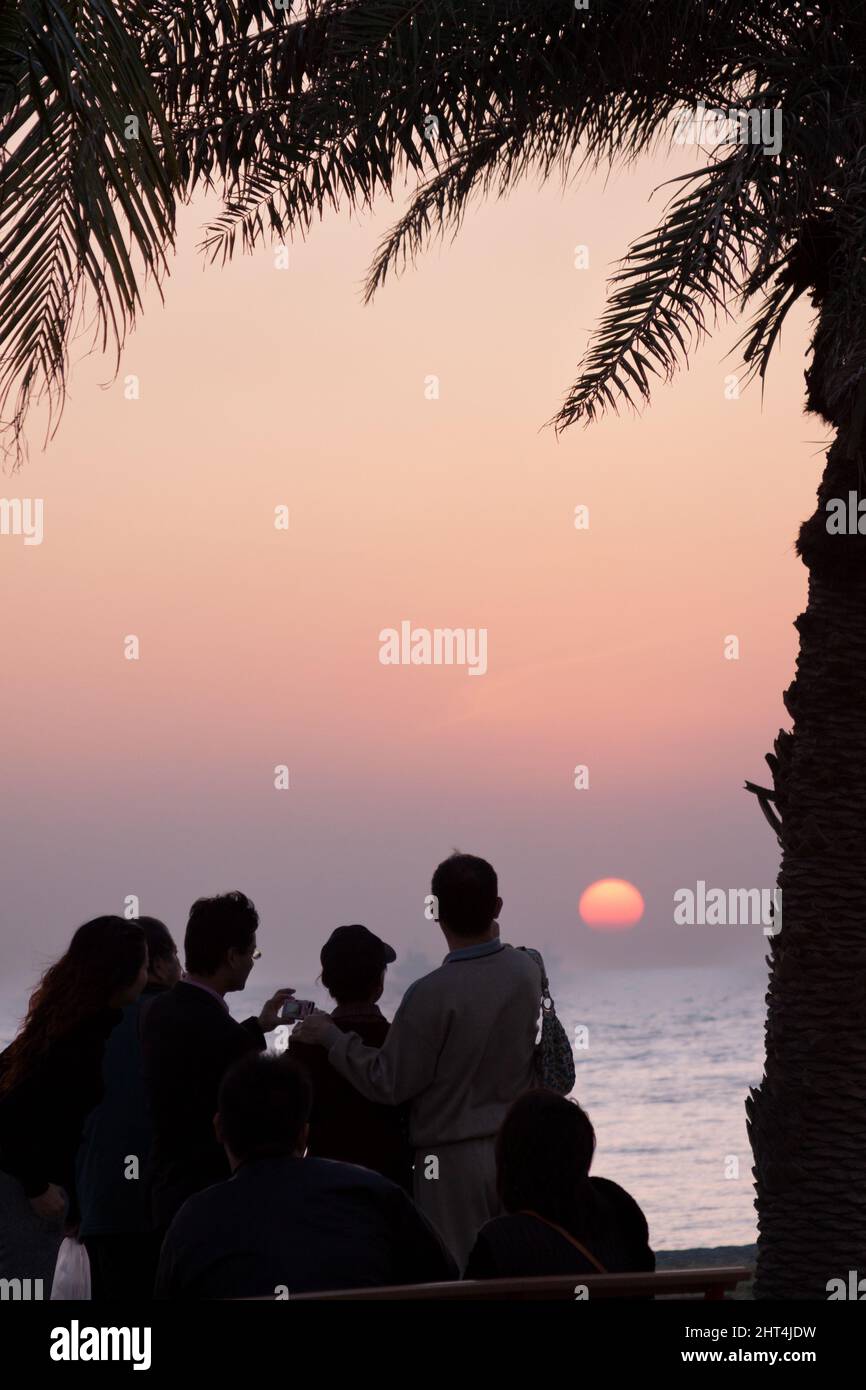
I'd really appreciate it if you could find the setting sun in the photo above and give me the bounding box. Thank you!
[579,878,645,931]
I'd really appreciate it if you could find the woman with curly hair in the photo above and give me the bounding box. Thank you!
[0,916,147,1285]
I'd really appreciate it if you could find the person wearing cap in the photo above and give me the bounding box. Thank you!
[293,853,542,1271]
[288,926,412,1191]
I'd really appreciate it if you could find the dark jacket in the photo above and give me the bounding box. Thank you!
[141,982,265,1228]
[464,1177,655,1281]
[0,1008,122,1203]
[288,1005,412,1191]
[75,984,167,1237]
[155,1153,458,1299]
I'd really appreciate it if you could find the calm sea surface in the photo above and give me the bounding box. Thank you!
[552,966,764,1250]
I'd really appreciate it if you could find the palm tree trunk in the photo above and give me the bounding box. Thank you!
[748,410,866,1299]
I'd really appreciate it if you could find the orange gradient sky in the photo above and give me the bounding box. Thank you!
[0,145,822,1022]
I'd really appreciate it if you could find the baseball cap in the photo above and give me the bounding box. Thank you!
[320,924,396,972]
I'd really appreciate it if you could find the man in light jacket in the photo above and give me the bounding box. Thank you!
[293,853,542,1270]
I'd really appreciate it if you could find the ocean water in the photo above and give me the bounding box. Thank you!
[0,963,765,1252]
[555,966,765,1250]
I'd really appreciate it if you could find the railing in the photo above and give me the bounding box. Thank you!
[282,1265,753,1301]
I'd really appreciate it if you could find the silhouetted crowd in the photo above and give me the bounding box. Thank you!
[0,853,654,1298]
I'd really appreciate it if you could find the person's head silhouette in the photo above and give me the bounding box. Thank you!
[0,916,147,1093]
[184,891,260,995]
[319,924,396,1007]
[139,916,180,989]
[496,1089,597,1232]
[430,852,502,947]
[215,1052,312,1171]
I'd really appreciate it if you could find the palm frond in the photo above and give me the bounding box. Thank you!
[0,0,288,462]
[554,151,773,429]
[5,0,866,452]
[195,0,744,265]
[0,0,182,463]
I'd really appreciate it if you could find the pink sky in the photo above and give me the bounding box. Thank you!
[0,147,822,1021]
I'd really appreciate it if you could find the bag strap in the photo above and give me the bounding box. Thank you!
[518,946,553,1008]
[518,1209,607,1273]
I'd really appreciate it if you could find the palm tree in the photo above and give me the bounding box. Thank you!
[4,0,866,1297]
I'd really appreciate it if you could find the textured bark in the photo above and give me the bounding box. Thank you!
[748,421,866,1299]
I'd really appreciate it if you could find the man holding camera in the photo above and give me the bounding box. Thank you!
[141,891,293,1233]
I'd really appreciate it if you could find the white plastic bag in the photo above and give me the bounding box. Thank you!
[50,1236,92,1300]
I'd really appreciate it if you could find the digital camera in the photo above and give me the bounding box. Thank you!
[280,998,316,1021]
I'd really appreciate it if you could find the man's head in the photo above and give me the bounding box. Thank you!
[215,1053,312,1171]
[431,852,501,940]
[139,916,181,989]
[184,891,259,992]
